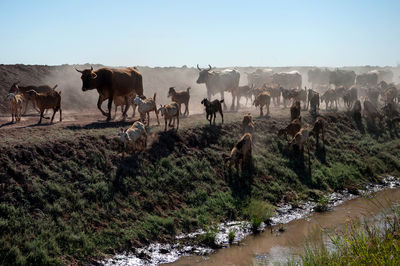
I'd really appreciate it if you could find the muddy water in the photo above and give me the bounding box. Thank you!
[170,187,400,266]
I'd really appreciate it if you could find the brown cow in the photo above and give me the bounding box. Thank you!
[75,66,143,121]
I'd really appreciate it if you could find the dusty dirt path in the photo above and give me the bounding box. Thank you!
[0,104,311,147]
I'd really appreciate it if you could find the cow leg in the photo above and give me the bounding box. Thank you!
[106,96,113,121]
[11,109,14,123]
[97,96,108,117]
[38,110,44,124]
[176,115,179,130]
[114,105,117,118]
[164,118,168,131]
[59,108,62,122]
[220,91,227,110]
[260,106,263,117]
[50,108,57,123]
[122,96,130,120]
[232,91,237,111]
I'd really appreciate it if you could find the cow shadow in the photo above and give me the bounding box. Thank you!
[66,120,135,130]
[226,161,254,201]
[0,121,13,128]
[279,143,312,186]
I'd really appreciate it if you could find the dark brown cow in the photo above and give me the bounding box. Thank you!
[75,66,143,121]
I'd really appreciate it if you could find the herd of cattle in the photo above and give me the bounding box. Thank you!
[4,65,400,170]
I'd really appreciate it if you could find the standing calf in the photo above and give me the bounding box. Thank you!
[290,124,311,153]
[201,98,224,125]
[278,117,302,141]
[311,117,325,147]
[27,90,62,124]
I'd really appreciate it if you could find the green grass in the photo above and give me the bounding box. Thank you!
[294,203,400,265]
[0,112,399,264]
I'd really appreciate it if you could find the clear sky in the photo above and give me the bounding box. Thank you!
[1,0,399,67]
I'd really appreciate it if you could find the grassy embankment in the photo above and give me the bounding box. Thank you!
[1,112,400,264]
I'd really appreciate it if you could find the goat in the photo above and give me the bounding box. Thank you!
[311,117,325,147]
[159,102,180,131]
[343,87,358,110]
[119,121,147,156]
[290,100,301,121]
[201,98,224,125]
[290,124,310,153]
[225,133,253,172]
[289,88,307,109]
[9,82,57,114]
[27,90,62,124]
[6,93,24,123]
[133,93,160,126]
[278,117,302,141]
[280,87,292,108]
[264,84,281,106]
[321,89,337,110]
[307,89,319,110]
[237,84,254,106]
[364,98,383,122]
[253,91,271,117]
[168,87,190,116]
[352,100,362,124]
[242,113,254,135]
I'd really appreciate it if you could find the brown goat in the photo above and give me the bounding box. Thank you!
[225,133,253,172]
[27,90,62,124]
[159,102,180,131]
[290,100,301,121]
[242,113,254,135]
[168,87,191,116]
[290,124,311,153]
[311,117,325,147]
[278,117,302,141]
[10,82,57,114]
[253,91,271,117]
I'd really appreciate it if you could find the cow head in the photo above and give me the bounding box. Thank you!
[196,64,212,84]
[75,66,97,91]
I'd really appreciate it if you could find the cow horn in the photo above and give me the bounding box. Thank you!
[208,64,212,71]
[90,66,93,71]
[75,68,83,73]
[197,64,202,71]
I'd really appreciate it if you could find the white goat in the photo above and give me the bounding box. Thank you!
[6,93,24,123]
[133,93,160,126]
[119,121,147,155]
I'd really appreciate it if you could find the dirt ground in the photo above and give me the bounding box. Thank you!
[0,104,294,146]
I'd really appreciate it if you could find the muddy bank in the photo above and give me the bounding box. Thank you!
[100,176,400,265]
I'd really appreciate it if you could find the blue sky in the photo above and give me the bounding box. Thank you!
[1,0,399,67]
